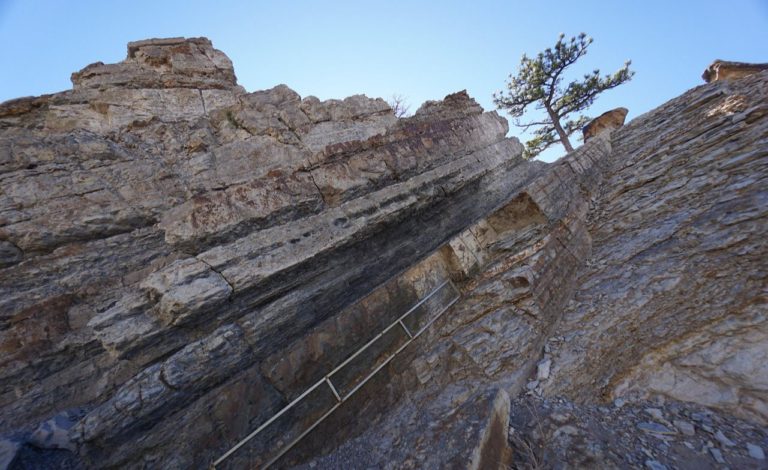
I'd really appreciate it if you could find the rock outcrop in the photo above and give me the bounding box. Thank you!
[278,67,768,469]
[539,71,768,425]
[702,59,768,83]
[582,107,628,142]
[0,38,539,468]
[1,38,766,470]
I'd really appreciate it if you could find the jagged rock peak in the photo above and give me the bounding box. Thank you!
[413,90,484,120]
[71,36,238,90]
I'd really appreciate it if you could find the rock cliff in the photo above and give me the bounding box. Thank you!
[0,38,766,469]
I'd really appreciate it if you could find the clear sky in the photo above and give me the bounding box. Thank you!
[1,0,766,161]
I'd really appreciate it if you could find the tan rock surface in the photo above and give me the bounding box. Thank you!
[582,106,628,141]
[702,60,768,83]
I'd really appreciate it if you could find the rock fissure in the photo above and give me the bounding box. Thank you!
[198,89,206,115]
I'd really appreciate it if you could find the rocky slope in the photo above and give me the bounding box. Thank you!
[540,72,768,424]
[278,67,767,469]
[506,395,767,469]
[1,37,766,469]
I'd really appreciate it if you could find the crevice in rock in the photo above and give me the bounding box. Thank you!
[198,89,206,115]
[301,168,327,206]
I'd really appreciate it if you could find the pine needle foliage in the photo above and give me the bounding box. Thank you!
[494,33,634,159]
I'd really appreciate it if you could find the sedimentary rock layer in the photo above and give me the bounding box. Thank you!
[542,69,768,423]
[277,71,768,468]
[1,36,766,470]
[0,37,540,468]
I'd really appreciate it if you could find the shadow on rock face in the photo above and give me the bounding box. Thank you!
[7,445,85,470]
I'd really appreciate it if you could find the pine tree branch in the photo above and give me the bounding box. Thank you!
[514,119,553,131]
[553,63,633,117]
[494,32,634,159]
[523,127,560,159]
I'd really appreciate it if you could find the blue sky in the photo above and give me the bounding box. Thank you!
[1,0,766,161]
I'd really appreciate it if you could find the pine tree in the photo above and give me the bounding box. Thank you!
[493,33,634,159]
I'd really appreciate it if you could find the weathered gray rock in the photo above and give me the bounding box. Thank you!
[87,291,160,359]
[708,446,726,464]
[0,37,538,468]
[0,241,22,268]
[537,358,552,381]
[507,396,766,470]
[747,442,765,460]
[290,386,512,470]
[673,419,695,436]
[29,411,79,451]
[297,69,768,468]
[273,134,613,467]
[71,37,238,90]
[638,422,676,435]
[715,429,736,447]
[645,408,665,422]
[71,323,252,448]
[1,37,767,470]
[540,70,768,425]
[645,459,667,470]
[140,258,232,326]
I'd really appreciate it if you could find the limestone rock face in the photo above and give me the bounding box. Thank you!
[1,38,767,469]
[293,386,512,470]
[702,60,768,83]
[582,107,628,142]
[0,38,538,468]
[540,71,768,423]
[284,71,768,468]
[71,37,238,90]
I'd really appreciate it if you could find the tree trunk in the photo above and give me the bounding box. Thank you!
[545,106,574,153]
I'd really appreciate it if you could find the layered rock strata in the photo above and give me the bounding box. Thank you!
[0,38,540,468]
[1,37,766,470]
[276,70,768,467]
[275,128,612,469]
[541,68,768,423]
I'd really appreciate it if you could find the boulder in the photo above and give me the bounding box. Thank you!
[71,37,238,90]
[29,411,82,452]
[582,107,628,142]
[702,60,768,83]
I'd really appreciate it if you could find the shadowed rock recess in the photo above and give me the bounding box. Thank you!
[0,38,765,469]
